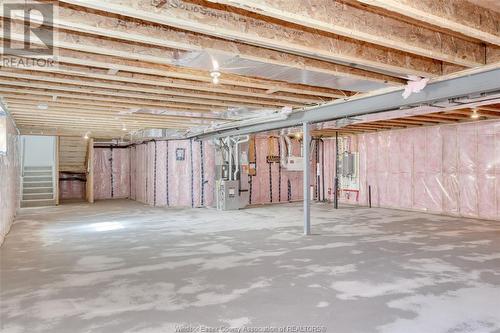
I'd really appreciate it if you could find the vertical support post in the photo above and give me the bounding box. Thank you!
[190,139,194,208]
[110,147,114,199]
[334,132,339,209]
[55,136,60,205]
[86,138,94,203]
[128,145,132,199]
[321,139,325,202]
[166,141,169,206]
[228,137,233,181]
[303,122,311,236]
[315,139,320,201]
[153,140,157,206]
[368,185,372,208]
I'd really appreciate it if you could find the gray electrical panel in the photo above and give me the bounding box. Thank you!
[342,152,356,177]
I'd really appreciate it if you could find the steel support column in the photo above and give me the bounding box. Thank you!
[303,122,311,236]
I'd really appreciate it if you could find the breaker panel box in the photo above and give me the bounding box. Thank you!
[285,156,304,171]
[338,151,359,191]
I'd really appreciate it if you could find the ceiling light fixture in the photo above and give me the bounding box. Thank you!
[122,124,128,131]
[37,103,48,110]
[471,108,480,119]
[210,71,221,84]
[83,132,90,140]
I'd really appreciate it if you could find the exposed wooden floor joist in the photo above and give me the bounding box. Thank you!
[205,0,489,67]
[57,0,456,77]
[353,0,500,46]
[0,5,402,85]
[313,106,500,137]
[0,0,499,138]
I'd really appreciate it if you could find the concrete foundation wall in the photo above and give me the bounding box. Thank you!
[0,115,20,246]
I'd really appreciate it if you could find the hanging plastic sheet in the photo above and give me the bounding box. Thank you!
[249,135,304,205]
[0,115,20,246]
[126,139,215,208]
[477,122,498,219]
[146,142,155,205]
[93,147,130,200]
[203,141,216,207]
[355,120,499,220]
[155,141,168,207]
[93,148,112,200]
[111,148,130,199]
[168,140,192,207]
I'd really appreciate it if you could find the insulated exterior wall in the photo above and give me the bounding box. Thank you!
[247,136,305,205]
[355,120,500,220]
[322,137,360,205]
[0,115,20,246]
[93,148,130,200]
[129,139,215,208]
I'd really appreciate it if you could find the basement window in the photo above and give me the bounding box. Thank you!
[0,115,6,155]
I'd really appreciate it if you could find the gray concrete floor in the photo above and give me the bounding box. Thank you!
[1,200,500,333]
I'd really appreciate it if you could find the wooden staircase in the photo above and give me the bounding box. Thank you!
[21,166,56,208]
[59,137,88,173]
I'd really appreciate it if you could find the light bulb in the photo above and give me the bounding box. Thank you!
[471,109,480,119]
[210,71,221,84]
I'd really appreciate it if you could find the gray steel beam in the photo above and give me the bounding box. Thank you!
[208,66,500,138]
[303,122,311,236]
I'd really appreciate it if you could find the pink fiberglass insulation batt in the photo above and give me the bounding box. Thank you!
[248,136,304,205]
[355,120,499,220]
[100,139,216,208]
[92,120,499,220]
[93,148,130,200]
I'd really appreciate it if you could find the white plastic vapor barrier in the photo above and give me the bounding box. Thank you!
[94,140,216,208]
[347,120,499,220]
[176,51,388,92]
[0,115,20,246]
[93,148,130,200]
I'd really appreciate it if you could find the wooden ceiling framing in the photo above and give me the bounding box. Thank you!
[312,105,500,137]
[0,0,499,139]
